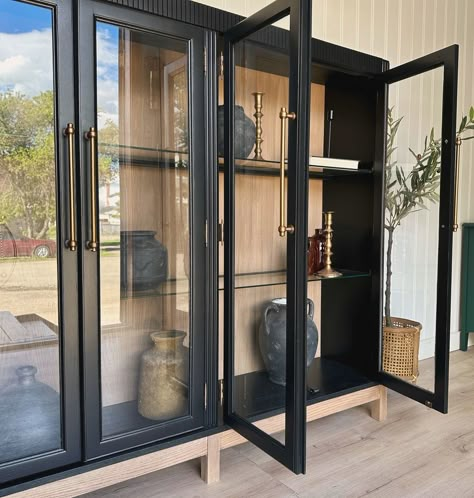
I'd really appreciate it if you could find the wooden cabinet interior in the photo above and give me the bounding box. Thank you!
[99,29,191,408]
[218,58,380,389]
[217,67,325,377]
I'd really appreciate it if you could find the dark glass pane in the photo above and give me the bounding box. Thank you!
[0,0,61,464]
[95,22,191,438]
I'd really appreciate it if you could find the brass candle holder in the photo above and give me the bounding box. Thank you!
[316,211,342,278]
[252,92,264,159]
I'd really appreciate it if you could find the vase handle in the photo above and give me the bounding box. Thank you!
[307,298,314,319]
[263,302,280,335]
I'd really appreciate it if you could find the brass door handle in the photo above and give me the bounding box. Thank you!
[278,107,295,237]
[453,136,462,232]
[85,127,98,251]
[64,123,77,251]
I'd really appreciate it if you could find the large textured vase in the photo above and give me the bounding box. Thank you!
[0,366,60,464]
[120,230,168,292]
[217,105,256,159]
[258,298,318,386]
[138,330,188,421]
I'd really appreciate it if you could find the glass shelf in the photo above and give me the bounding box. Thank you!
[120,268,370,299]
[99,143,189,168]
[220,268,370,291]
[218,156,373,178]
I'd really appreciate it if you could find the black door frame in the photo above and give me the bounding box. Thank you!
[376,45,459,413]
[223,0,312,474]
[77,0,210,459]
[0,0,81,485]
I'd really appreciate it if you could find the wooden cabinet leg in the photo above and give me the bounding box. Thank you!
[200,434,220,483]
[369,385,387,422]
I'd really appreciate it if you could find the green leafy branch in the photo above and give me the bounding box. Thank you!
[384,106,474,324]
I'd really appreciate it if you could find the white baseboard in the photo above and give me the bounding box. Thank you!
[419,330,474,360]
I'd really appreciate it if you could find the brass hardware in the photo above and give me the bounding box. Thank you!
[218,219,224,246]
[252,92,264,160]
[85,127,98,252]
[453,136,462,232]
[278,107,296,237]
[219,379,224,405]
[317,211,342,278]
[219,51,224,80]
[64,123,77,251]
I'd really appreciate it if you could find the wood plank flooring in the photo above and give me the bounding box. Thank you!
[82,348,474,497]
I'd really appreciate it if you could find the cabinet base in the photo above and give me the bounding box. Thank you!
[9,385,386,497]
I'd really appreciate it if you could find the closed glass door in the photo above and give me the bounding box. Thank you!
[78,1,207,458]
[0,0,80,484]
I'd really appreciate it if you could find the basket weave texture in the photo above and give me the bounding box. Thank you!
[383,317,421,382]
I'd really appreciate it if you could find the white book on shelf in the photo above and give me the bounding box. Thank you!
[309,156,360,170]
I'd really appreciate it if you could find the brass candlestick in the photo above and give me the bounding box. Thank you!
[316,211,342,278]
[252,92,264,159]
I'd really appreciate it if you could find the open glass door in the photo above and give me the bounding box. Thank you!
[223,0,312,473]
[378,46,458,413]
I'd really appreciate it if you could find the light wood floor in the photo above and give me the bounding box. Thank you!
[83,348,474,497]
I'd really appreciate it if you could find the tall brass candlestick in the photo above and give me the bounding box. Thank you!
[316,211,342,278]
[252,92,264,159]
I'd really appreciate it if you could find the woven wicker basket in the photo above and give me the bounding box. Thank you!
[383,317,421,382]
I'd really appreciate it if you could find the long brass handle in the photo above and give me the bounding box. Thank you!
[278,107,296,237]
[64,123,77,251]
[85,127,98,251]
[453,136,462,232]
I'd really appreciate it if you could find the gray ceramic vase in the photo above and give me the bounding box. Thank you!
[217,105,256,159]
[258,298,318,386]
[120,230,168,292]
[0,366,60,464]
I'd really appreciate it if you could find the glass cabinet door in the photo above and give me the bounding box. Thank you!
[78,1,207,458]
[223,0,312,473]
[0,0,80,484]
[378,46,458,413]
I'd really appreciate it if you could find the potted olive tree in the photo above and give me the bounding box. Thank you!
[383,106,474,380]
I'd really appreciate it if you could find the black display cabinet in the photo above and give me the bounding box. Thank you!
[0,0,458,493]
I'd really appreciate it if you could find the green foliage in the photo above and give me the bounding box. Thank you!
[384,105,474,321]
[0,91,56,239]
[98,118,119,187]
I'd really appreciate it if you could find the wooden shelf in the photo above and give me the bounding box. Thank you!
[233,357,376,421]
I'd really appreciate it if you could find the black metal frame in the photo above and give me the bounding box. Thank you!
[0,0,82,486]
[77,0,210,459]
[223,0,311,474]
[0,0,461,489]
[375,46,459,413]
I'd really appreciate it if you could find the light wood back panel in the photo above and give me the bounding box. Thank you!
[217,76,325,377]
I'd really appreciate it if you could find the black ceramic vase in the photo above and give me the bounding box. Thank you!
[120,230,168,292]
[258,298,318,386]
[0,366,60,464]
[217,105,256,159]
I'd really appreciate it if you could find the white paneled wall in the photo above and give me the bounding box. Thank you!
[196,0,474,354]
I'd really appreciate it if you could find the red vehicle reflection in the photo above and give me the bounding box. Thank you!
[0,224,56,258]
